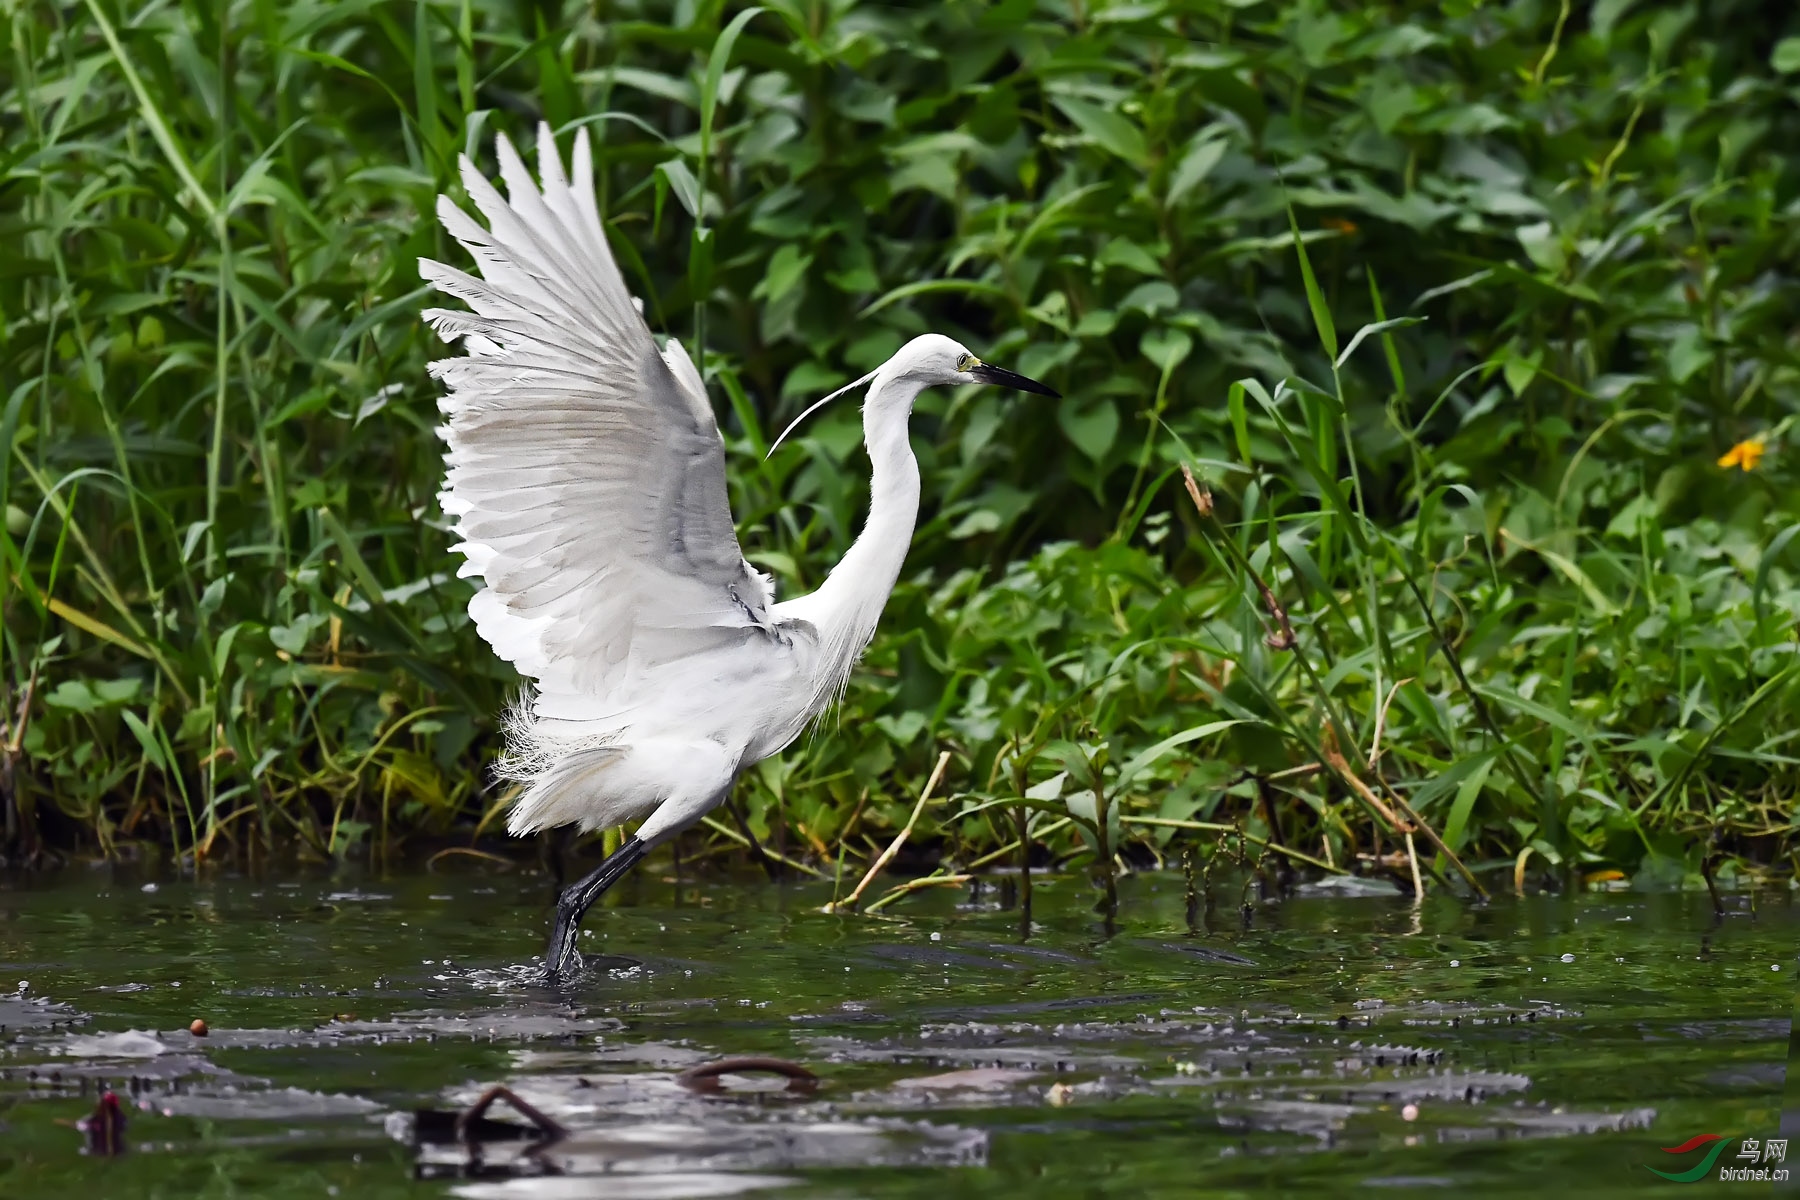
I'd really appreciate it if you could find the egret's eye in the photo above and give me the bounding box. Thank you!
[956,353,981,373]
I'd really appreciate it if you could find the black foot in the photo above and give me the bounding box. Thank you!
[544,835,647,979]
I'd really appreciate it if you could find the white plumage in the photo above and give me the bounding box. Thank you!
[420,124,1058,879]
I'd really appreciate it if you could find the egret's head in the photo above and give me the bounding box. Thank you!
[887,334,1061,396]
[766,333,1060,458]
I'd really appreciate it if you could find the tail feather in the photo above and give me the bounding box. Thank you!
[495,701,738,841]
[495,697,638,834]
[503,742,655,835]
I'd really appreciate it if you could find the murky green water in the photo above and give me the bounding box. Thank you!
[0,866,1793,1197]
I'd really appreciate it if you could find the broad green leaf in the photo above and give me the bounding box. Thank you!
[655,158,702,220]
[1098,239,1163,276]
[1503,346,1541,395]
[1121,281,1180,314]
[1167,136,1227,204]
[1057,397,1120,461]
[1051,96,1149,166]
[1402,752,1490,817]
[753,244,811,303]
[44,680,101,713]
[1516,221,1565,274]
[1140,328,1193,374]
[121,709,169,771]
[269,617,315,656]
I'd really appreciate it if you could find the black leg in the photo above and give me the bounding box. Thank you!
[725,791,781,882]
[544,835,646,978]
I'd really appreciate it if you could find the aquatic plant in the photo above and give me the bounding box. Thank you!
[3,0,1796,896]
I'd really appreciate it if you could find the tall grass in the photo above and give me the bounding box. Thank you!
[2,0,1797,898]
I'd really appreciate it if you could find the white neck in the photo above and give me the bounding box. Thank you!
[776,371,923,708]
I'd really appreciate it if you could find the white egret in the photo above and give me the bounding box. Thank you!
[420,125,1058,975]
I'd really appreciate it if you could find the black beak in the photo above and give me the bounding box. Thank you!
[969,362,1060,398]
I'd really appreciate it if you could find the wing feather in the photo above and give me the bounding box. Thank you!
[423,123,770,722]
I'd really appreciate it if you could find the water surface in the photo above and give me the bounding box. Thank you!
[1,867,1792,1197]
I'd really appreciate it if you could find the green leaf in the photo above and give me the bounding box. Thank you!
[1075,310,1118,338]
[1521,542,1619,616]
[317,507,388,606]
[1604,494,1658,539]
[1667,326,1710,384]
[1773,37,1800,73]
[860,278,1007,317]
[1066,789,1103,828]
[753,244,811,303]
[890,151,959,199]
[655,158,702,220]
[456,0,474,113]
[1472,684,1593,740]
[213,623,241,680]
[1444,756,1495,853]
[1285,207,1338,360]
[269,617,314,656]
[1121,281,1180,314]
[121,709,169,771]
[412,0,442,165]
[93,678,141,705]
[1591,0,1639,41]
[700,7,765,163]
[1752,521,1800,629]
[1167,135,1226,204]
[1051,96,1149,167]
[1516,221,1565,274]
[80,0,216,221]
[44,680,101,713]
[1499,351,1543,401]
[949,509,1002,539]
[1334,317,1424,371]
[1140,328,1193,374]
[1057,397,1120,461]
[197,575,228,617]
[603,67,697,108]
[1114,720,1243,792]
[1227,382,1253,465]
[688,225,714,298]
[1395,749,1492,819]
[1098,239,1163,276]
[1365,268,1407,394]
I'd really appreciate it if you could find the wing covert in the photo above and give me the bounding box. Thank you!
[422,124,768,713]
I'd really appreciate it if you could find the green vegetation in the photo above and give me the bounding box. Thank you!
[4,0,1798,898]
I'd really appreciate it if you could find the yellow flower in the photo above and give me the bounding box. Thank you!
[1718,435,1767,471]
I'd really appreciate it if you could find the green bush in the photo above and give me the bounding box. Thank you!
[3,0,1797,892]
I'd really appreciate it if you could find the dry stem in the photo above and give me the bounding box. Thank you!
[824,749,952,913]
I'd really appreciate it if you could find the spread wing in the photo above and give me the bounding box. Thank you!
[421,124,775,724]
